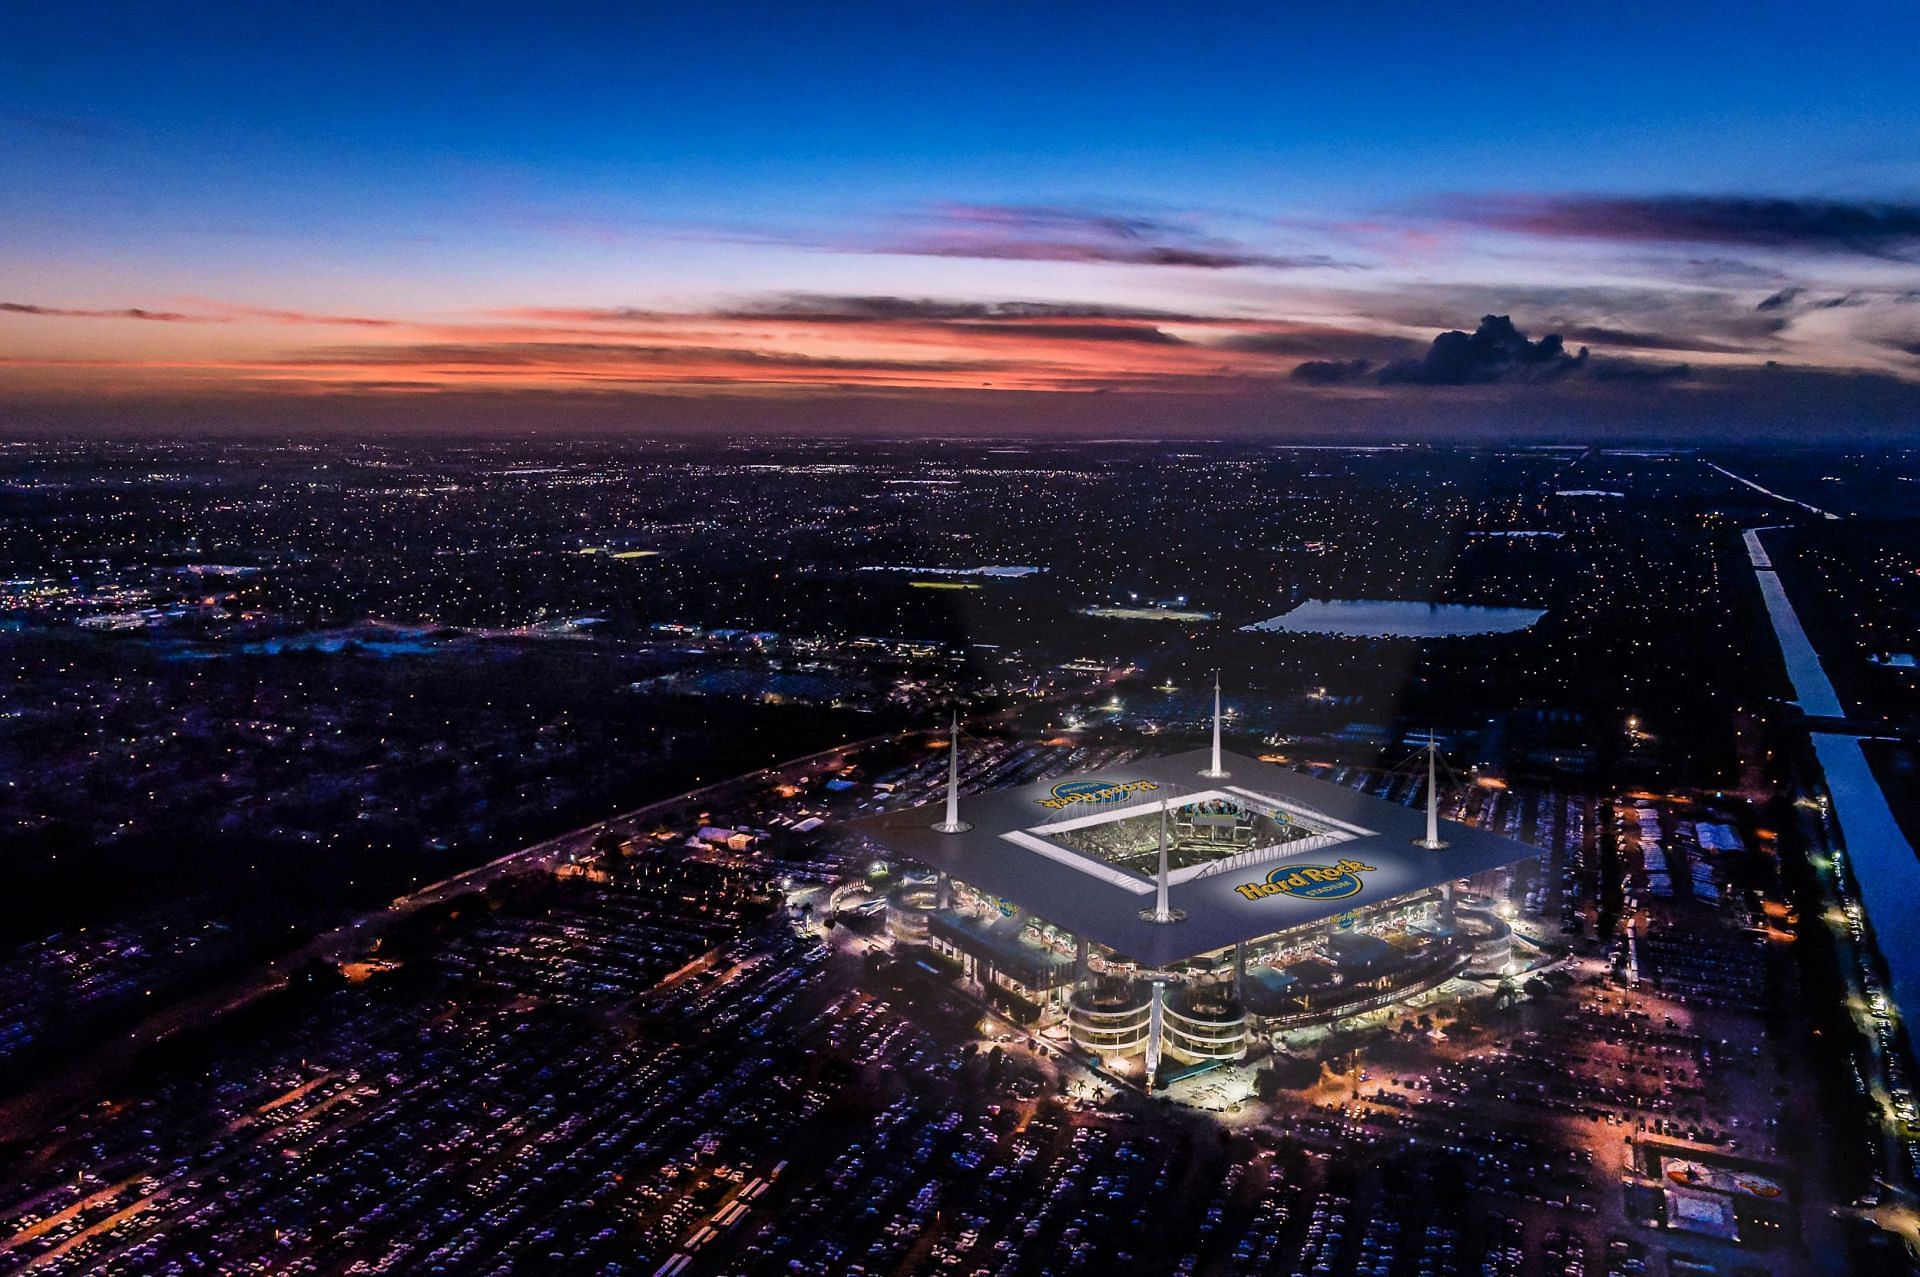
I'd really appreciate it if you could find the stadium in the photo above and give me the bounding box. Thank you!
[856,729,1537,1084]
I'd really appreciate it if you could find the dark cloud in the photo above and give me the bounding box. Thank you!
[501,296,1197,348]
[1338,283,1793,359]
[528,198,1337,270]
[1656,256,1790,286]
[1281,316,1693,389]
[1379,315,1588,385]
[2,300,396,326]
[1750,287,1867,317]
[293,341,1004,377]
[728,294,1210,323]
[1336,283,1730,337]
[511,296,1216,326]
[1289,359,1374,385]
[911,241,1337,269]
[1434,194,1920,260]
[1745,286,1869,323]
[1217,328,1421,361]
[2,301,214,323]
[503,305,667,323]
[1552,325,1759,356]
[960,322,1187,345]
[863,203,1353,271]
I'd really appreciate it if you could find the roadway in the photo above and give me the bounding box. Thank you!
[1740,520,1920,1231]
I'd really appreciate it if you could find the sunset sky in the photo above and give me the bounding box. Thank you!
[5,2,1920,435]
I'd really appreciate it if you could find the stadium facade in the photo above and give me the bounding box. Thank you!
[856,743,1534,1080]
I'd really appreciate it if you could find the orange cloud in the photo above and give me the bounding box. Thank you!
[5,293,1375,396]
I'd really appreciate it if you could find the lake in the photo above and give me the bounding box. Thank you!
[1243,599,1546,638]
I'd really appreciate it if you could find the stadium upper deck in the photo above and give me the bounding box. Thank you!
[855,748,1537,968]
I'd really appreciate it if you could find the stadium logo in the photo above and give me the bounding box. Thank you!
[1036,778,1160,810]
[1233,858,1378,902]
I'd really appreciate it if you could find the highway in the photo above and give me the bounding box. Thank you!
[1743,522,1920,1217]
[1711,462,1842,521]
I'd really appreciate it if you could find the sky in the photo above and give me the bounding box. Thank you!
[3,2,1920,437]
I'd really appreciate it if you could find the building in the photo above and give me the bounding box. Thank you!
[855,746,1534,1081]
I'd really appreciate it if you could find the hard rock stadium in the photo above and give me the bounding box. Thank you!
[854,737,1536,1084]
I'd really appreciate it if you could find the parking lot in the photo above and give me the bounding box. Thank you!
[0,738,1883,1275]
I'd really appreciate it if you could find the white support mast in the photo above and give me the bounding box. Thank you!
[1154,800,1172,920]
[1143,795,1185,923]
[1198,669,1230,779]
[1145,978,1166,1081]
[930,708,972,834]
[1413,730,1449,850]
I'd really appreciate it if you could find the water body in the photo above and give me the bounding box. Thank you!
[1081,606,1218,623]
[1746,527,1920,1016]
[860,565,1042,578]
[1243,599,1545,638]
[242,634,446,657]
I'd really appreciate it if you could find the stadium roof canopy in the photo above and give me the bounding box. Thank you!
[854,748,1536,967]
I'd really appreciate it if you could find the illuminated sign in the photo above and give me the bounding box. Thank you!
[1233,858,1378,902]
[1035,778,1161,810]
